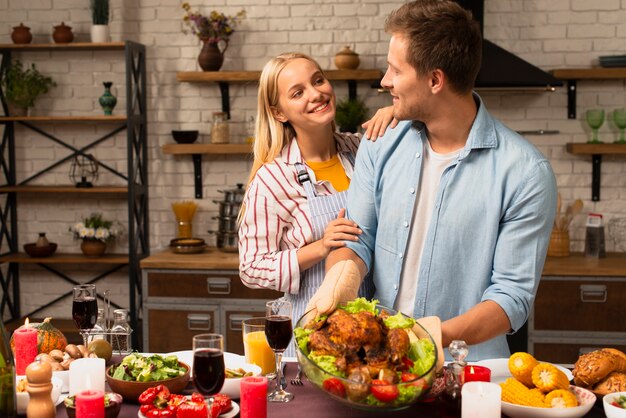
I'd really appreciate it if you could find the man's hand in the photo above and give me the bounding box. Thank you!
[306,260,362,318]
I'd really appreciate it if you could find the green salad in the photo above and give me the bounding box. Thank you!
[109,353,187,382]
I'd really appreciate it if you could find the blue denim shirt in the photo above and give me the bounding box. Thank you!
[345,95,557,361]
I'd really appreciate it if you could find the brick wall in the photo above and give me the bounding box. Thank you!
[1,0,625,320]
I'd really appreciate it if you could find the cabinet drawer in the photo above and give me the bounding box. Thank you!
[147,306,218,353]
[534,279,626,332]
[224,310,267,355]
[147,271,281,300]
[532,342,626,365]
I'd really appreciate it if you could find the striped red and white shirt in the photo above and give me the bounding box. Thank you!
[238,133,360,294]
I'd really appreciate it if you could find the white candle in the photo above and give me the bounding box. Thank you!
[69,358,105,396]
[461,381,501,418]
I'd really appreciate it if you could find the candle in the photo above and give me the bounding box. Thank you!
[461,381,501,418]
[464,365,491,383]
[240,375,268,418]
[75,389,104,418]
[69,358,105,396]
[13,318,38,375]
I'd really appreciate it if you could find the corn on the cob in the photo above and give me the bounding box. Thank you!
[509,352,539,387]
[532,363,570,393]
[544,389,578,408]
[530,388,546,403]
[500,377,547,408]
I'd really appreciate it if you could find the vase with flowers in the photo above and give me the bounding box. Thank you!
[70,213,122,257]
[181,3,245,71]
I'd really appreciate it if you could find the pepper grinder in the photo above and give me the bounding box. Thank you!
[443,340,468,415]
[25,360,55,418]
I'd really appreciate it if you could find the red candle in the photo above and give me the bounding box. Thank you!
[464,365,491,383]
[13,320,38,375]
[240,375,268,418]
[75,389,104,418]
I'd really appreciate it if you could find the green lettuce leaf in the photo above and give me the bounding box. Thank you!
[383,312,415,329]
[340,297,379,315]
[293,327,314,355]
[308,352,346,378]
[408,338,436,376]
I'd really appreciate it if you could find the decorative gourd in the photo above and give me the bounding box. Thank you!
[10,317,68,354]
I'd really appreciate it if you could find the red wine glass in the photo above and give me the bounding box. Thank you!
[265,298,293,402]
[72,284,98,347]
[192,333,225,415]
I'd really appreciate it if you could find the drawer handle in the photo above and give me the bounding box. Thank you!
[207,277,231,295]
[229,314,254,332]
[579,284,607,303]
[187,314,212,331]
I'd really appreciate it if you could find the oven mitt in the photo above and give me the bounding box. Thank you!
[413,316,445,373]
[305,260,362,319]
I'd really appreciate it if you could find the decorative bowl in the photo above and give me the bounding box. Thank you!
[501,385,596,418]
[105,361,190,403]
[604,392,626,418]
[171,130,199,144]
[64,392,123,418]
[23,242,57,257]
[294,304,438,411]
[16,376,63,415]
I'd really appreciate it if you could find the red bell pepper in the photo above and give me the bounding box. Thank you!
[209,394,232,417]
[176,400,208,418]
[146,408,175,418]
[139,385,171,406]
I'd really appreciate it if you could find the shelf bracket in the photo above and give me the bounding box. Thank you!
[567,80,577,119]
[193,154,203,199]
[218,82,230,119]
[591,154,601,201]
[348,80,357,101]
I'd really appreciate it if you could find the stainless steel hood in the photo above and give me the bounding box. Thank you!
[455,0,562,91]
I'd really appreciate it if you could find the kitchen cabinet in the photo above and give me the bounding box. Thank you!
[0,42,148,347]
[528,253,626,364]
[140,248,281,354]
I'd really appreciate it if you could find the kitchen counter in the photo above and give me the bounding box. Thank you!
[140,247,239,270]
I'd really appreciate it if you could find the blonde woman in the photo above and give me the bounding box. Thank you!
[238,52,395,355]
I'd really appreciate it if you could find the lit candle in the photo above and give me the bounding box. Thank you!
[240,375,268,418]
[69,358,105,396]
[13,318,38,375]
[461,381,501,418]
[75,389,105,418]
[464,365,491,383]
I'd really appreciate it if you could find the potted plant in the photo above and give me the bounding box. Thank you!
[70,213,122,257]
[1,59,56,116]
[90,0,110,43]
[335,97,369,133]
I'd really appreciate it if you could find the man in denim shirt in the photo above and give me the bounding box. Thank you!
[307,0,557,360]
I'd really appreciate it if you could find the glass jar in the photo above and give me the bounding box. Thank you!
[211,112,229,144]
[89,308,107,342]
[110,309,132,355]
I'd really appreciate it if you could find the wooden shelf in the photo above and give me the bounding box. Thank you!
[0,115,127,122]
[162,143,251,155]
[0,42,126,51]
[0,253,129,264]
[0,185,128,194]
[543,253,626,277]
[551,67,626,80]
[176,69,383,83]
[566,143,626,154]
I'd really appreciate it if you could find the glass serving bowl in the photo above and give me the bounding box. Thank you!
[294,304,438,411]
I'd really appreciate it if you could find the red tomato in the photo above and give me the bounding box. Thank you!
[370,379,399,403]
[400,356,414,371]
[401,372,418,382]
[322,377,346,398]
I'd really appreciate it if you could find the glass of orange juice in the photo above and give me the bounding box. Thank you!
[242,317,276,376]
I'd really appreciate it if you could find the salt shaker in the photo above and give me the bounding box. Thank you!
[25,360,55,418]
[443,340,468,416]
[110,309,132,354]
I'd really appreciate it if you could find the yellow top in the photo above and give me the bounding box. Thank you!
[306,155,350,192]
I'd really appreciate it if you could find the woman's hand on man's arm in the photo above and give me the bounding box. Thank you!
[362,106,397,140]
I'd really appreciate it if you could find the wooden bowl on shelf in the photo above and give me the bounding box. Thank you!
[171,130,199,144]
[23,243,57,257]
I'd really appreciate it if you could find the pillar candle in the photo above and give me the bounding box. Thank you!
[463,365,491,383]
[461,381,501,418]
[75,389,104,418]
[240,376,268,418]
[13,324,38,375]
[69,358,105,396]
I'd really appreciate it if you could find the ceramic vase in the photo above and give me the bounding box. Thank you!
[334,46,360,70]
[98,82,117,116]
[11,23,32,44]
[52,22,74,43]
[198,40,227,71]
[80,239,107,257]
[90,25,110,43]
[7,102,28,117]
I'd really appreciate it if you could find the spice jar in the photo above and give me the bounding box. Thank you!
[110,309,132,355]
[211,112,230,144]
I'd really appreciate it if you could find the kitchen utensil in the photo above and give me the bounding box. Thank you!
[169,237,207,254]
[290,365,303,386]
[218,183,245,203]
[213,216,238,233]
[23,243,57,258]
[207,230,238,252]
[213,200,242,217]
[171,130,199,144]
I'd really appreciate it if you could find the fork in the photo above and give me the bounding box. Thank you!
[291,365,303,385]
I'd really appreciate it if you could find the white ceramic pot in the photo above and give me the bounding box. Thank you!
[90,25,110,43]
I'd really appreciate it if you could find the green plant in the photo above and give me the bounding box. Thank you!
[90,0,110,25]
[1,59,56,109]
[335,97,369,133]
[70,213,122,242]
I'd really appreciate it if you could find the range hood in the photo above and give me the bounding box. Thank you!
[456,0,562,91]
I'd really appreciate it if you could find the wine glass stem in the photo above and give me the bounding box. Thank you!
[274,351,284,391]
[81,331,89,347]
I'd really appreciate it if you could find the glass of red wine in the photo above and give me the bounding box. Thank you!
[192,333,225,415]
[72,284,98,347]
[265,298,293,402]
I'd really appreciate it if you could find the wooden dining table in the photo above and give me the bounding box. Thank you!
[50,362,608,418]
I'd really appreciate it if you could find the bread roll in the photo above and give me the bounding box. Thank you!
[593,372,626,395]
[573,348,626,388]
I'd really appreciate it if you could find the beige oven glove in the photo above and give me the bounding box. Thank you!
[306,260,362,319]
[413,316,445,373]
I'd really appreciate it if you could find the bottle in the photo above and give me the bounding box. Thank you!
[90,308,107,342]
[110,309,132,355]
[211,112,229,144]
[0,321,16,417]
[245,116,255,144]
[35,233,49,248]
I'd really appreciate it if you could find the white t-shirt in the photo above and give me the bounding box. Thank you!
[394,140,460,316]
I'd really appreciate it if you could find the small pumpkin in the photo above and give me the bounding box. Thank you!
[10,317,68,354]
